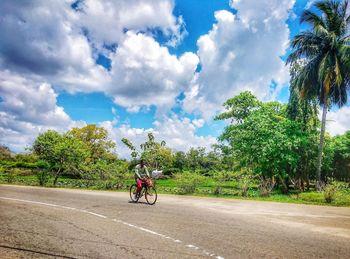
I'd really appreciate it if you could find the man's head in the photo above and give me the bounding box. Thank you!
[140,159,145,167]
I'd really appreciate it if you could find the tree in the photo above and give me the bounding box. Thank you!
[215,91,261,123]
[32,130,62,165]
[122,132,172,170]
[218,97,308,193]
[173,151,186,170]
[68,125,116,163]
[33,130,90,184]
[332,131,350,182]
[287,0,350,190]
[287,62,319,190]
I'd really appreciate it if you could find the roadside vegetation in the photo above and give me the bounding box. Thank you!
[1,0,350,206]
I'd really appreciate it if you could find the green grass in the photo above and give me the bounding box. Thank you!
[1,173,349,207]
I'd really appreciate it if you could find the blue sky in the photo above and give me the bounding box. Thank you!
[58,0,306,136]
[0,0,349,157]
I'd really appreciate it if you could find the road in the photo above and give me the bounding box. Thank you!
[0,185,350,259]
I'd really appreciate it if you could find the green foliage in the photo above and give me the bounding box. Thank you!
[6,168,20,183]
[219,100,306,183]
[68,124,116,163]
[122,133,173,170]
[215,91,261,123]
[175,172,204,194]
[323,183,338,203]
[162,167,180,176]
[331,131,350,182]
[33,130,91,184]
[36,170,50,186]
[287,0,350,189]
[237,170,255,197]
[212,171,227,195]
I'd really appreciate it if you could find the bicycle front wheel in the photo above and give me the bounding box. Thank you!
[145,186,157,205]
[130,184,139,203]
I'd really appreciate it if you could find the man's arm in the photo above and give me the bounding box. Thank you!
[135,168,141,179]
[145,166,150,177]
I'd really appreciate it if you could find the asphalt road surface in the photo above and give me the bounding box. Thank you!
[1,185,350,259]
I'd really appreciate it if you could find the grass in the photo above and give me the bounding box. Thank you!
[1,173,349,207]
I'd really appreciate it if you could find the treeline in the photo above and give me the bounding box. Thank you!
[214,90,350,194]
[0,125,128,187]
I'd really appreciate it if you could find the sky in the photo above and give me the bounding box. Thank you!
[0,0,349,158]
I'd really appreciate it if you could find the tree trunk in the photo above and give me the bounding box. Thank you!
[53,168,61,185]
[316,101,327,191]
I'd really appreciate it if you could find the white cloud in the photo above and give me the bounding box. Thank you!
[0,0,186,94]
[326,107,350,136]
[0,70,84,152]
[183,0,295,119]
[108,31,198,113]
[75,0,186,49]
[100,115,216,159]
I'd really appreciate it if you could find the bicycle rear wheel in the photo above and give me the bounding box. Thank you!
[145,186,157,205]
[129,184,139,203]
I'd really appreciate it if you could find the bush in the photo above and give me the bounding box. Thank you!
[36,170,50,186]
[175,172,204,194]
[162,167,180,176]
[212,171,227,195]
[238,174,254,197]
[6,168,20,183]
[258,177,275,197]
[323,183,338,203]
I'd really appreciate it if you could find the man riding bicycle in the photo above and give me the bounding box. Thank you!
[134,159,150,193]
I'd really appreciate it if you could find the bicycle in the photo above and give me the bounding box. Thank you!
[129,177,157,205]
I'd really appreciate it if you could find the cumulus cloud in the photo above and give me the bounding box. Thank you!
[74,0,186,48]
[100,115,216,159]
[183,0,295,119]
[326,107,350,136]
[108,31,198,112]
[0,0,109,93]
[0,0,187,93]
[0,71,83,152]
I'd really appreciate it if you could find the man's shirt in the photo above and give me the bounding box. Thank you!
[135,164,150,179]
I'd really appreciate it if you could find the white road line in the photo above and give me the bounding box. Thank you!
[0,196,224,258]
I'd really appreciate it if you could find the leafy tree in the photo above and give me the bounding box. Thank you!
[32,130,62,165]
[287,62,319,190]
[218,99,308,193]
[33,131,90,184]
[287,0,350,190]
[215,91,261,123]
[173,151,186,170]
[68,124,116,162]
[186,147,206,171]
[122,133,172,170]
[331,131,350,182]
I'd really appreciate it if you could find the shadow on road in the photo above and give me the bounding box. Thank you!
[128,200,153,206]
[0,244,77,259]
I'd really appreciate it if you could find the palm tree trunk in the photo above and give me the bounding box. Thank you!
[316,101,327,191]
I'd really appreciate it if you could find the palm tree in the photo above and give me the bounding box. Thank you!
[287,0,350,190]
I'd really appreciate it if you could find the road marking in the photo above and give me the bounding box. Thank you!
[0,196,224,258]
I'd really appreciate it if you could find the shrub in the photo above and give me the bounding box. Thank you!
[36,170,50,186]
[6,168,20,183]
[162,167,180,176]
[175,172,204,194]
[212,171,227,195]
[258,177,275,197]
[323,183,338,203]
[238,174,254,197]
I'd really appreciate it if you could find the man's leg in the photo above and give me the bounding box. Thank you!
[137,178,142,193]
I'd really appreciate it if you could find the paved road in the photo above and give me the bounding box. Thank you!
[1,185,350,259]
